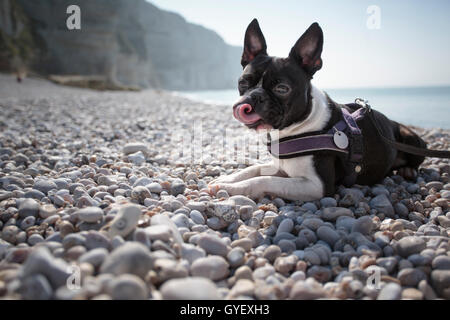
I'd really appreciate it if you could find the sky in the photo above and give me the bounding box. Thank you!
[148,0,450,89]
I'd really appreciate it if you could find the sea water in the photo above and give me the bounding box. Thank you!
[176,86,450,129]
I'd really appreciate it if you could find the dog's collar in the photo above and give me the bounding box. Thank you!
[267,99,367,186]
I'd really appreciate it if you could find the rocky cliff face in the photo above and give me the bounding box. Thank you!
[0,0,242,90]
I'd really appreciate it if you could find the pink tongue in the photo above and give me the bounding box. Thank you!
[234,104,262,124]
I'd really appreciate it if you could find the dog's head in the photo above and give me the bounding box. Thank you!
[233,19,324,131]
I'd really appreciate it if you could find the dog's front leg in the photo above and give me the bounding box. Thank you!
[209,162,283,184]
[212,176,324,201]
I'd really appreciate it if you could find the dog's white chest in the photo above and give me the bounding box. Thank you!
[274,156,318,180]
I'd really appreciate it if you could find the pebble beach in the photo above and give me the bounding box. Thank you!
[0,74,449,300]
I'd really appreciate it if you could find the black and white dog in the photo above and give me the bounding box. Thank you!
[209,19,426,201]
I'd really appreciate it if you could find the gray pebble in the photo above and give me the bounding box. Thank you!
[320,197,337,208]
[190,210,205,225]
[123,142,148,155]
[78,248,108,268]
[18,274,53,300]
[431,270,450,299]
[369,194,394,217]
[160,277,220,300]
[395,236,427,258]
[76,207,104,223]
[276,218,294,235]
[110,274,148,300]
[227,247,246,268]
[377,283,401,300]
[21,247,71,288]
[316,226,340,246]
[100,242,154,279]
[191,255,229,280]
[20,216,36,230]
[197,234,229,257]
[263,245,282,263]
[33,179,57,195]
[18,199,40,218]
[321,207,354,221]
[398,268,427,287]
[351,216,373,235]
[432,255,450,270]
[28,233,44,246]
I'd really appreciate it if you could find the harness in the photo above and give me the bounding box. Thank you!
[267,98,369,187]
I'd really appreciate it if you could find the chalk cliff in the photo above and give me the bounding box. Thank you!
[0,0,242,90]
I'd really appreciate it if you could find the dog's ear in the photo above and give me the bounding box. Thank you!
[289,22,323,76]
[241,19,267,68]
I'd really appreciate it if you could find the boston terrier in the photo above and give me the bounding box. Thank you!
[209,19,427,201]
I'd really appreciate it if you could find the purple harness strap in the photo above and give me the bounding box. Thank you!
[267,106,366,187]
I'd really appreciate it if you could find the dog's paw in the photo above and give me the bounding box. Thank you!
[208,181,262,201]
[209,175,235,185]
[397,167,418,181]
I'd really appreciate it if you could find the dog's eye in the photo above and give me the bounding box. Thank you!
[273,84,291,95]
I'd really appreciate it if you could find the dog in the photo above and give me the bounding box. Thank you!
[209,19,427,201]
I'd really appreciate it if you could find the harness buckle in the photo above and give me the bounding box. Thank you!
[355,98,372,112]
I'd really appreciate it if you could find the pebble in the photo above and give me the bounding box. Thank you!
[33,179,57,195]
[431,270,450,298]
[339,188,364,207]
[20,216,36,230]
[351,216,373,235]
[316,226,340,247]
[191,256,229,280]
[377,283,402,300]
[320,197,337,208]
[39,204,57,219]
[100,242,154,279]
[78,248,109,268]
[402,288,423,300]
[110,274,148,300]
[18,199,40,218]
[189,210,205,225]
[76,207,104,223]
[431,255,450,270]
[276,218,294,235]
[18,274,53,300]
[398,268,427,287]
[227,247,246,268]
[229,195,257,210]
[369,194,395,217]
[376,257,398,274]
[394,236,427,258]
[306,266,332,283]
[123,142,149,155]
[146,182,162,194]
[107,204,141,238]
[145,225,171,242]
[289,278,327,300]
[160,277,220,300]
[181,243,206,265]
[321,207,354,221]
[231,238,253,252]
[263,245,282,263]
[21,247,71,288]
[197,234,229,257]
[228,279,255,298]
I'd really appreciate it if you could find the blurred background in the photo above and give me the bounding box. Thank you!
[0,0,449,127]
